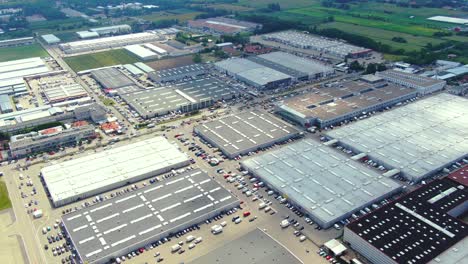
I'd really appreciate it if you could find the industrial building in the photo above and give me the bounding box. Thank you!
[41,34,61,44]
[120,76,238,118]
[344,175,468,264]
[0,103,106,133]
[215,58,292,89]
[327,93,468,182]
[190,228,303,264]
[0,94,13,113]
[276,81,417,128]
[0,37,34,48]
[89,24,131,35]
[76,31,100,39]
[241,138,401,228]
[91,68,135,89]
[9,124,95,158]
[187,17,261,35]
[124,44,159,60]
[30,74,88,103]
[134,62,154,73]
[194,110,301,159]
[0,57,51,97]
[148,64,206,83]
[143,43,167,56]
[253,51,334,80]
[376,69,446,95]
[62,169,240,264]
[123,64,144,76]
[261,31,372,59]
[41,137,190,207]
[59,32,161,54]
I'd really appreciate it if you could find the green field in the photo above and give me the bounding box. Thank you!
[0,181,12,211]
[141,10,203,22]
[0,44,49,62]
[64,49,139,72]
[318,22,445,51]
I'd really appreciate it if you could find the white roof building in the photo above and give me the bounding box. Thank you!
[41,137,190,207]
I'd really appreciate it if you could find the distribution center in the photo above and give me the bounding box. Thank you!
[194,110,301,158]
[41,137,190,207]
[241,138,402,228]
[62,169,240,264]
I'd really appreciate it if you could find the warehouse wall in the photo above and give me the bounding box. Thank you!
[343,228,397,264]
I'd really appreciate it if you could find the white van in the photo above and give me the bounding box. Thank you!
[186,235,195,243]
[299,235,306,242]
[264,206,271,212]
[259,202,266,210]
[171,244,181,252]
[220,221,227,227]
[194,237,203,244]
[280,219,290,228]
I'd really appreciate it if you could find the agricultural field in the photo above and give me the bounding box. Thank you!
[236,0,315,9]
[63,49,139,72]
[0,44,49,62]
[145,55,195,71]
[0,181,11,211]
[318,22,445,51]
[141,10,203,23]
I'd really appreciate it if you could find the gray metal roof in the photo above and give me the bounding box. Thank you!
[241,138,401,226]
[62,169,239,264]
[237,67,291,87]
[174,77,239,102]
[91,68,135,89]
[189,228,303,264]
[194,110,301,158]
[257,51,333,76]
[327,93,468,181]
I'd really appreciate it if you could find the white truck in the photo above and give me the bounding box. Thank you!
[211,224,223,234]
[33,210,43,219]
[280,219,290,228]
[171,244,181,252]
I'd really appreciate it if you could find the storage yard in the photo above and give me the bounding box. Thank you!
[276,81,417,128]
[241,138,402,228]
[120,76,239,118]
[344,174,468,264]
[62,169,239,264]
[327,93,468,182]
[194,110,301,158]
[259,31,372,59]
[189,228,303,264]
[41,137,190,207]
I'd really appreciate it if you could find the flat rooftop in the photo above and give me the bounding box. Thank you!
[447,165,468,187]
[41,137,190,206]
[346,177,468,264]
[91,68,135,89]
[257,51,333,76]
[194,110,301,158]
[62,169,239,264]
[174,76,239,102]
[241,138,401,227]
[378,69,445,87]
[189,228,303,264]
[148,64,206,81]
[327,93,468,182]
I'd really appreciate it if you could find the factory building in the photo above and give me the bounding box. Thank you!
[41,137,190,207]
[91,68,135,89]
[148,64,206,83]
[41,34,61,44]
[0,37,34,48]
[241,138,402,228]
[62,169,239,264]
[59,32,161,54]
[215,57,292,89]
[0,94,13,113]
[276,81,417,128]
[0,57,51,97]
[261,31,372,59]
[9,124,95,158]
[143,43,167,56]
[327,93,468,182]
[124,44,159,60]
[76,31,100,39]
[34,76,88,103]
[187,17,261,35]
[194,110,301,159]
[344,174,468,264]
[376,70,446,95]
[89,24,131,35]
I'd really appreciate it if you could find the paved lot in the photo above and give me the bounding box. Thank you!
[0,209,27,264]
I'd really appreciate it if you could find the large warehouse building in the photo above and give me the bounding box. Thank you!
[124,44,159,60]
[327,93,468,182]
[41,137,190,207]
[215,57,292,89]
[59,32,161,54]
[195,110,301,159]
[276,81,417,128]
[241,138,402,228]
[344,175,468,264]
[91,67,135,89]
[376,69,446,95]
[62,169,240,264]
[148,64,206,83]
[187,17,261,35]
[189,228,303,264]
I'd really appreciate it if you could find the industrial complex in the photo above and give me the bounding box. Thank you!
[62,169,239,264]
[344,171,468,264]
[376,69,446,95]
[276,81,417,128]
[41,137,190,206]
[187,17,261,35]
[327,93,468,182]
[241,138,402,228]
[194,110,301,158]
[91,67,135,89]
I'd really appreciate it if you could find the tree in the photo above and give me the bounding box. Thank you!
[377,63,387,72]
[365,63,377,74]
[349,61,364,72]
[192,53,202,64]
